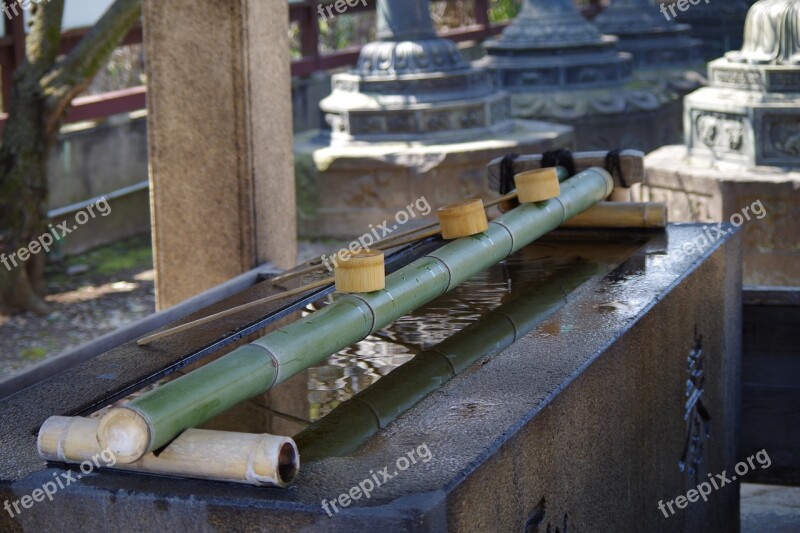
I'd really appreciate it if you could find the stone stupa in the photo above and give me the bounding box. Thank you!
[475,0,673,151]
[318,0,512,143]
[641,0,800,287]
[593,0,704,93]
[294,0,572,238]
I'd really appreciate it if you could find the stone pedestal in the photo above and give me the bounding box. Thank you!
[643,0,800,287]
[143,0,297,309]
[687,61,800,169]
[476,0,674,151]
[641,145,799,286]
[295,121,573,238]
[297,0,573,238]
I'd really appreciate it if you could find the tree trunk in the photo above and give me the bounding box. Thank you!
[0,3,63,315]
[0,0,141,314]
[0,92,51,314]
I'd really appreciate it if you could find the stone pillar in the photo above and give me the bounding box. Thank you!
[143,0,296,309]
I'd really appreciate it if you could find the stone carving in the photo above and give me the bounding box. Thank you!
[356,38,466,77]
[490,100,510,123]
[354,115,386,136]
[712,68,763,88]
[727,0,800,65]
[770,71,800,90]
[511,85,665,121]
[459,107,485,129]
[425,112,450,132]
[680,330,711,485]
[386,113,416,134]
[513,69,560,88]
[325,113,346,135]
[694,113,745,153]
[769,118,800,156]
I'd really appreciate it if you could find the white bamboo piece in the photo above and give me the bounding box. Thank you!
[38,416,299,488]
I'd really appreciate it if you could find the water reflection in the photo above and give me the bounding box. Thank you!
[305,239,640,422]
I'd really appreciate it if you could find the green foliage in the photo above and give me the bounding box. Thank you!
[318,9,376,54]
[21,347,48,360]
[489,0,522,23]
[85,238,152,275]
[45,235,153,284]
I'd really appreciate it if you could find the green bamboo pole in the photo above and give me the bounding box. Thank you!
[98,168,614,463]
[295,260,603,460]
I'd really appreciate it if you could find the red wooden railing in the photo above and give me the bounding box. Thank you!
[0,1,604,129]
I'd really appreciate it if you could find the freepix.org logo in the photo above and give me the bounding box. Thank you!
[660,0,711,21]
[2,0,53,22]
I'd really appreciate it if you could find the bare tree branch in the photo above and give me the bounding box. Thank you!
[0,0,142,313]
[41,0,141,134]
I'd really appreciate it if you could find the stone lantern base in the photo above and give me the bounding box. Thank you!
[294,121,574,238]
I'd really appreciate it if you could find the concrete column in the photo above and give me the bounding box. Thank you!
[143,0,296,309]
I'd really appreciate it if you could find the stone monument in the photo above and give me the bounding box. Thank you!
[594,0,704,94]
[475,0,672,151]
[641,0,800,287]
[295,0,572,238]
[319,0,509,144]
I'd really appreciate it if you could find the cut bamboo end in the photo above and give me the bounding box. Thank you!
[97,408,151,464]
[249,434,300,487]
[38,416,300,488]
[37,416,98,463]
[515,168,561,203]
[335,251,385,293]
[437,199,489,239]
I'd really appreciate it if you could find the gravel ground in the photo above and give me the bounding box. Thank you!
[0,238,343,380]
[0,236,156,379]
